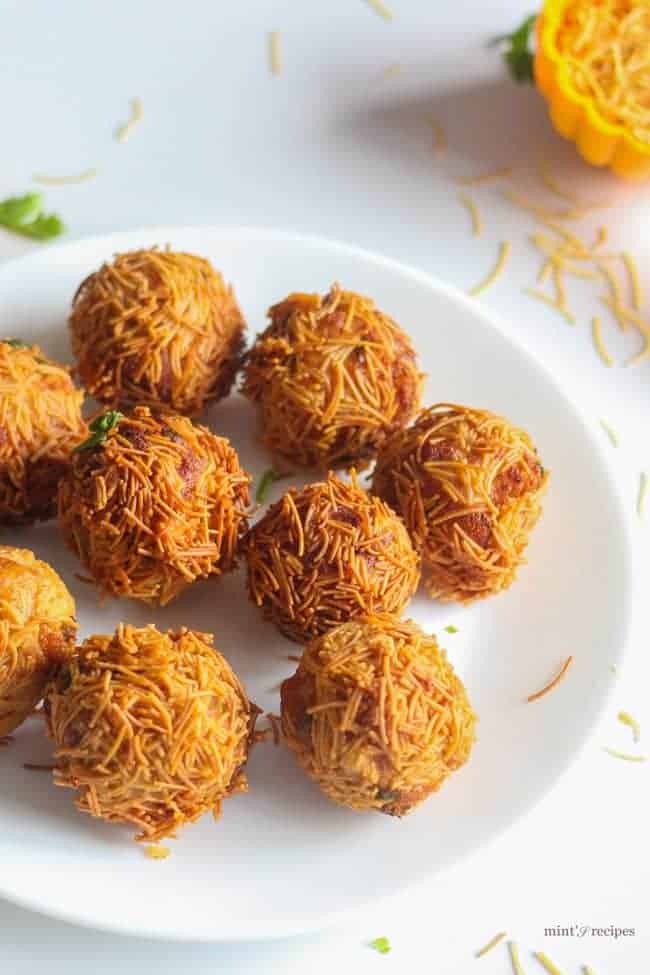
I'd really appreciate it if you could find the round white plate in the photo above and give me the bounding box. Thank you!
[0,227,631,941]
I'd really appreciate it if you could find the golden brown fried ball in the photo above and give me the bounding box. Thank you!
[281,613,476,815]
[0,546,77,737]
[243,473,420,643]
[372,403,548,602]
[58,406,250,606]
[241,285,422,469]
[44,624,257,842]
[69,249,246,415]
[0,340,86,523]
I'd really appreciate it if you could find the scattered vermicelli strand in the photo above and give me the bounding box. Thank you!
[618,710,641,744]
[469,242,511,296]
[457,166,513,185]
[115,97,144,143]
[591,317,613,366]
[458,192,482,236]
[534,951,566,975]
[524,288,576,324]
[638,472,647,519]
[527,656,573,702]
[364,0,393,21]
[269,31,282,75]
[508,941,525,975]
[475,931,507,958]
[603,747,647,762]
[33,169,97,186]
[599,419,619,447]
[622,251,643,310]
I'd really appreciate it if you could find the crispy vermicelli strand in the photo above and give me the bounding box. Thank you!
[372,404,548,603]
[457,166,513,185]
[58,407,250,606]
[603,747,647,762]
[145,845,170,860]
[476,931,507,958]
[534,952,566,975]
[269,31,282,75]
[44,625,257,842]
[33,169,97,186]
[527,656,573,702]
[0,341,86,523]
[469,242,511,296]
[365,0,394,22]
[69,248,245,415]
[458,192,482,236]
[599,419,619,447]
[618,710,641,743]
[638,471,647,519]
[242,285,422,469]
[508,941,525,975]
[244,472,420,642]
[115,97,144,143]
[592,317,613,366]
[281,614,476,815]
[622,251,643,310]
[524,288,576,325]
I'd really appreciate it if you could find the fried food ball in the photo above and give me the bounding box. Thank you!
[281,613,476,815]
[0,546,77,736]
[372,403,548,602]
[243,472,420,643]
[58,406,250,606]
[69,249,246,415]
[44,624,257,842]
[0,340,86,523]
[241,285,422,469]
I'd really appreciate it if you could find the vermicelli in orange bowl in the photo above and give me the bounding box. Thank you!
[241,285,422,470]
[372,404,548,603]
[44,624,257,842]
[58,406,250,606]
[536,0,650,178]
[281,613,476,815]
[69,249,246,415]
[0,340,86,523]
[0,546,77,737]
[243,472,420,643]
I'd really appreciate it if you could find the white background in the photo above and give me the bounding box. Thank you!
[0,0,648,971]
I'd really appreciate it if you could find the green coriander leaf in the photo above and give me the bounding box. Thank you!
[490,14,537,84]
[2,338,31,349]
[443,624,459,634]
[73,410,124,453]
[255,468,279,505]
[369,937,391,955]
[0,192,65,241]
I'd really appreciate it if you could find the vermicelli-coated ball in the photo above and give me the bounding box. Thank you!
[69,249,245,415]
[44,624,257,842]
[242,285,422,469]
[281,613,476,815]
[0,546,76,736]
[0,340,86,523]
[243,472,420,642]
[372,403,548,602]
[58,407,250,606]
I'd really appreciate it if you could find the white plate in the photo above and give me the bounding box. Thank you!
[0,227,631,941]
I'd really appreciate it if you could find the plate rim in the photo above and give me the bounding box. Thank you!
[0,224,635,941]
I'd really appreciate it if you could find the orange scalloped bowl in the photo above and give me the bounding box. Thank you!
[535,0,650,180]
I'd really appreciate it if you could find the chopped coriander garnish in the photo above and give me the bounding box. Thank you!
[0,192,65,241]
[490,14,537,83]
[369,936,391,955]
[443,624,459,634]
[2,338,31,349]
[255,468,279,505]
[73,410,124,453]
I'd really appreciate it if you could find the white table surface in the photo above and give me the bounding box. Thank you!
[0,0,648,971]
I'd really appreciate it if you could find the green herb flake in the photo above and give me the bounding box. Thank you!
[444,624,459,634]
[490,14,537,83]
[0,192,65,241]
[2,338,31,349]
[73,410,124,453]
[255,468,279,505]
[369,936,391,955]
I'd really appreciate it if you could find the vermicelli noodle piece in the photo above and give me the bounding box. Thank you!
[372,404,548,602]
[243,472,420,643]
[281,614,476,814]
[44,624,257,842]
[242,285,422,469]
[0,546,77,737]
[58,407,250,606]
[0,340,86,523]
[69,249,245,416]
